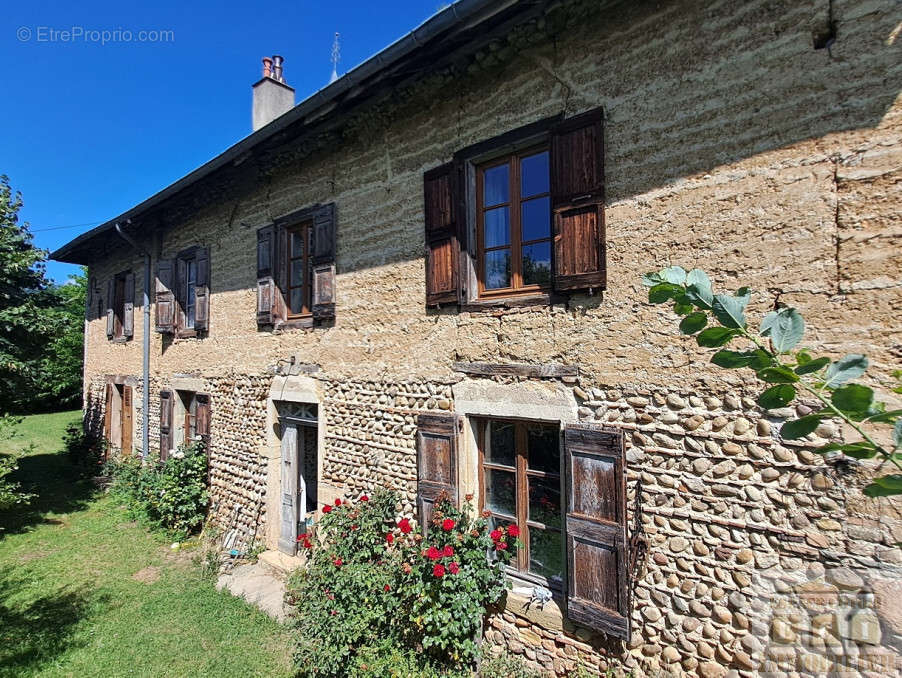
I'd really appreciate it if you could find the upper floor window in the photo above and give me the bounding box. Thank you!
[106,270,134,342]
[286,221,312,318]
[155,247,209,337]
[477,149,552,296]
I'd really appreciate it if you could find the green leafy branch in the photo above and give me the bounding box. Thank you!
[642,266,902,498]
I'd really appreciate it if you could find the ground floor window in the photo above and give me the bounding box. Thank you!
[476,418,563,589]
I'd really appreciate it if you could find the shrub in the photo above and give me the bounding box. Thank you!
[287,489,519,677]
[106,442,209,537]
[0,414,35,511]
[63,423,106,478]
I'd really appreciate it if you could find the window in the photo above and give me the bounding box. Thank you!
[477,418,563,588]
[155,248,209,336]
[285,221,312,318]
[106,271,134,341]
[477,149,552,296]
[159,389,210,460]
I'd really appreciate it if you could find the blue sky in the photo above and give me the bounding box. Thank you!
[2,1,445,282]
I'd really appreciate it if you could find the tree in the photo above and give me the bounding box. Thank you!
[37,270,87,410]
[643,266,901,499]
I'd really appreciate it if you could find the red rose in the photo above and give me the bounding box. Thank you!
[433,564,446,577]
[442,545,454,557]
[507,525,520,538]
[296,533,308,542]
[384,584,391,592]
[334,498,342,507]
[333,558,343,567]
[360,495,369,502]
[386,533,394,544]
[403,562,412,574]
[426,546,441,561]
[496,541,508,550]
[482,510,491,518]
[322,505,332,514]
[351,524,358,531]
[303,539,313,549]
[442,518,455,532]
[448,561,459,575]
[398,518,412,534]
[490,529,502,542]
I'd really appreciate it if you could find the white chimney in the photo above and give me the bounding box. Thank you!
[252,55,295,131]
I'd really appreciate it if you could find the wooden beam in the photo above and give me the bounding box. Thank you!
[452,361,578,378]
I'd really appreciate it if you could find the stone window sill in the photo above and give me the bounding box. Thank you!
[504,580,566,633]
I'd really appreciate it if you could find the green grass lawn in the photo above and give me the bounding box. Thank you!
[0,411,294,678]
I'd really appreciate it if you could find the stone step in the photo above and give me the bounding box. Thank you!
[216,561,289,622]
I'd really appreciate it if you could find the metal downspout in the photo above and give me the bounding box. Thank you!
[114,222,151,458]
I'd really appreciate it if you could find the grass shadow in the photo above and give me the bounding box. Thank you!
[0,566,100,677]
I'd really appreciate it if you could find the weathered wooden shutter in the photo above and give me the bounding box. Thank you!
[195,247,210,332]
[423,163,461,306]
[564,424,630,639]
[105,278,115,339]
[103,383,113,445]
[155,259,175,334]
[551,108,606,293]
[278,423,299,555]
[311,203,337,321]
[195,393,211,443]
[159,390,174,461]
[121,385,133,456]
[415,413,460,533]
[256,225,277,327]
[122,272,135,339]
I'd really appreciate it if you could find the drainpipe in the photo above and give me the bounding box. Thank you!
[114,221,151,459]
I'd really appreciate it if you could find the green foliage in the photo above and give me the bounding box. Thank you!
[478,650,541,678]
[643,266,902,498]
[286,490,519,677]
[106,443,209,537]
[63,422,106,478]
[0,414,35,510]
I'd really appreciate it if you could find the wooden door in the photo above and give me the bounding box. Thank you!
[121,385,133,456]
[278,424,299,556]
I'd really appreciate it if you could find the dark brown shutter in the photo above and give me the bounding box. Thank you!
[256,225,277,327]
[551,108,606,293]
[122,272,135,339]
[121,385,133,456]
[105,278,115,339]
[155,259,175,334]
[159,390,174,461]
[564,424,630,639]
[103,383,113,446]
[195,393,211,445]
[423,163,461,306]
[415,413,460,533]
[311,202,337,321]
[195,247,210,332]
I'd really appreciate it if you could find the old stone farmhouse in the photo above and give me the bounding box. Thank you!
[53,0,902,675]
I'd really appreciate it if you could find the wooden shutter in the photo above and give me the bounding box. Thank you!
[159,390,174,461]
[415,413,460,534]
[564,424,630,639]
[103,383,113,446]
[121,385,133,456]
[122,272,135,339]
[105,278,115,339]
[278,423,299,555]
[155,259,175,334]
[551,108,606,293]
[195,393,211,443]
[195,247,210,332]
[311,203,337,321]
[256,225,277,327]
[423,163,461,306]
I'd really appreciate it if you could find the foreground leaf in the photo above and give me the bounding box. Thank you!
[712,290,750,329]
[864,483,902,497]
[764,308,805,353]
[648,283,682,304]
[757,366,800,384]
[711,350,757,368]
[696,327,740,347]
[813,441,876,457]
[795,356,830,375]
[831,384,874,416]
[679,312,707,335]
[686,269,713,309]
[895,419,902,449]
[660,266,687,285]
[780,415,824,439]
[758,384,796,409]
[823,354,868,388]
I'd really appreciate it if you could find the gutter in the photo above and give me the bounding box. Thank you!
[113,222,151,459]
[51,0,525,264]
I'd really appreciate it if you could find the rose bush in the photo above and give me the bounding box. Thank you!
[286,489,521,677]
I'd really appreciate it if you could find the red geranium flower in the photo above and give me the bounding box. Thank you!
[386,533,394,544]
[426,546,441,561]
[433,564,446,578]
[507,525,520,538]
[398,518,412,534]
[360,495,369,502]
[442,518,455,532]
[442,545,454,557]
[333,558,343,567]
[448,561,459,575]
[322,505,332,514]
[334,498,342,507]
[496,541,508,550]
[490,529,502,542]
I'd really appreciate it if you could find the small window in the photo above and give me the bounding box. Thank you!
[478,418,563,589]
[106,270,133,341]
[477,149,552,297]
[286,221,312,318]
[176,250,200,336]
[113,274,126,335]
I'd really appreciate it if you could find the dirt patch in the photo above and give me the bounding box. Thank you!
[117,521,139,530]
[18,550,50,564]
[132,566,161,583]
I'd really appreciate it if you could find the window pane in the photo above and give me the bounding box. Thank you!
[485,468,516,517]
[484,249,511,290]
[527,424,559,474]
[187,282,196,308]
[522,242,551,286]
[521,196,551,242]
[291,231,305,258]
[528,475,562,528]
[520,151,549,198]
[290,286,304,315]
[529,528,563,584]
[187,260,197,287]
[186,304,195,329]
[483,164,509,207]
[291,259,305,286]
[485,420,515,467]
[484,207,510,248]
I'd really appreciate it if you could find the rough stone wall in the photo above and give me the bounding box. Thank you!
[76,0,902,675]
